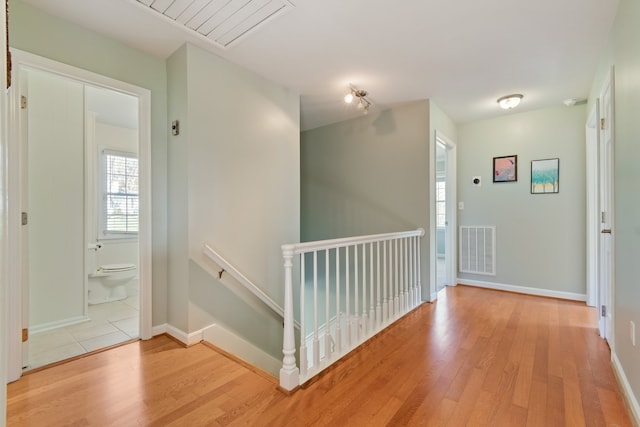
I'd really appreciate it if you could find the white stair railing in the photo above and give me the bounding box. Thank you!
[279,228,425,391]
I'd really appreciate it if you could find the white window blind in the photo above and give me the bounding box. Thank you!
[436,180,446,227]
[102,150,139,236]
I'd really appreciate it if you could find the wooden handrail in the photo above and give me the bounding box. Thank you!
[203,243,287,323]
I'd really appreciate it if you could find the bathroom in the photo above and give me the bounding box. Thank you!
[23,66,141,370]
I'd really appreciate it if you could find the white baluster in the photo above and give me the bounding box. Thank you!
[408,237,413,309]
[362,243,368,336]
[417,233,422,303]
[346,245,351,347]
[413,237,420,306]
[299,253,307,376]
[388,239,394,318]
[280,245,299,391]
[394,239,399,316]
[313,251,319,368]
[369,242,374,332]
[376,241,381,328]
[325,249,331,362]
[383,240,388,322]
[399,239,407,314]
[404,238,409,312]
[335,247,341,354]
[354,244,359,342]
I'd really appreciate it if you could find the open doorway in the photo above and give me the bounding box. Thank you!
[7,50,152,379]
[432,130,457,296]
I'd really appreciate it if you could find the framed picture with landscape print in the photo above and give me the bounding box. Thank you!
[531,158,559,194]
[493,155,517,182]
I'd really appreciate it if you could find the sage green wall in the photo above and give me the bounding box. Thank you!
[301,100,431,300]
[167,43,300,358]
[457,106,587,296]
[589,0,640,409]
[9,0,168,325]
[166,46,189,332]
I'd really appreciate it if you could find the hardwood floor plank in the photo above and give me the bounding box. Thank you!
[6,286,633,427]
[546,373,566,426]
[525,379,548,427]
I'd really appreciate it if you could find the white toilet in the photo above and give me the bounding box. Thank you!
[88,263,137,305]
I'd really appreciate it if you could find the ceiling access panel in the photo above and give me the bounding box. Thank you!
[135,0,295,49]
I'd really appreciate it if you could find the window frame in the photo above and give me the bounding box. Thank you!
[99,148,139,240]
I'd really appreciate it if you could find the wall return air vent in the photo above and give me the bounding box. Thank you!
[459,226,496,276]
[136,0,294,49]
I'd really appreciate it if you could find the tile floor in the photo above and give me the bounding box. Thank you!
[26,294,139,370]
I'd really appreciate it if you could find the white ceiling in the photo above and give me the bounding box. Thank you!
[20,0,620,131]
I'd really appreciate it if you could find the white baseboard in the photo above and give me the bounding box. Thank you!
[30,315,90,334]
[167,324,204,346]
[202,323,281,377]
[151,323,167,337]
[457,278,587,302]
[151,323,203,346]
[151,322,280,377]
[612,352,640,426]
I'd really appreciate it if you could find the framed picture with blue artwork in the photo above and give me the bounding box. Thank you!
[493,155,517,182]
[531,158,559,194]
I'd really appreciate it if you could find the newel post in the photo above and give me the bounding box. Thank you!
[280,244,299,391]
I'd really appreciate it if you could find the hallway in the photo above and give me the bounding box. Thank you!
[7,286,632,426]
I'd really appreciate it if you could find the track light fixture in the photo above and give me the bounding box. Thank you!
[344,86,371,114]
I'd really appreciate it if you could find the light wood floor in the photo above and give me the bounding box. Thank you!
[7,286,633,426]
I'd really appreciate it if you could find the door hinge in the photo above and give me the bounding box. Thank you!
[601,305,607,317]
[21,211,28,226]
[600,118,605,130]
[601,211,607,224]
[22,328,28,342]
[20,95,27,109]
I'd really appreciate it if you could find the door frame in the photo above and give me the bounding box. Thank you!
[430,130,457,300]
[585,102,599,308]
[6,49,153,381]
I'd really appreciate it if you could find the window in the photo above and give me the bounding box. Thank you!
[102,150,138,236]
[436,180,446,228]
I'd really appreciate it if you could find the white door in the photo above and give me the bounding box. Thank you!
[598,67,614,345]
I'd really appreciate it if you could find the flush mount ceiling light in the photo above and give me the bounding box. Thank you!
[497,94,523,110]
[344,87,371,114]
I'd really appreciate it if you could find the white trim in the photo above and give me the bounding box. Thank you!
[457,278,587,302]
[165,324,204,346]
[611,352,640,425]
[6,50,153,380]
[585,102,599,308]
[1,4,9,422]
[203,323,282,377]
[152,322,280,377]
[151,323,167,337]
[203,243,285,321]
[431,130,457,301]
[29,316,90,335]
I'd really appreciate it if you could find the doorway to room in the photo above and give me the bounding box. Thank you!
[7,50,152,380]
[433,130,457,296]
